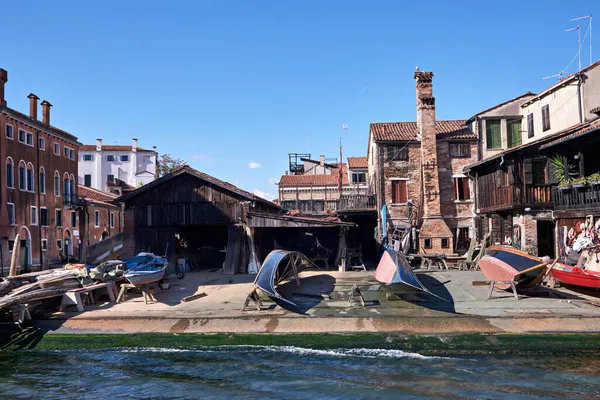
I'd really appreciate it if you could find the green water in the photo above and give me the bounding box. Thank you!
[1,332,599,399]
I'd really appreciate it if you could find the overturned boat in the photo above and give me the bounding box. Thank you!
[374,247,446,301]
[254,249,315,306]
[478,246,547,289]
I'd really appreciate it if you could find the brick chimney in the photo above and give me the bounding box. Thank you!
[414,70,453,252]
[41,100,52,125]
[0,69,7,107]
[27,93,39,120]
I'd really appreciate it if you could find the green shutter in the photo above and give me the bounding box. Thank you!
[486,120,501,149]
[507,119,522,148]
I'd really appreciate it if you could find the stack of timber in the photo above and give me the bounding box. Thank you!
[0,270,81,309]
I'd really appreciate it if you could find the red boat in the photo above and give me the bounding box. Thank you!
[549,265,600,289]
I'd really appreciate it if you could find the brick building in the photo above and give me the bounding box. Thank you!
[77,185,123,250]
[0,68,81,270]
[367,71,477,254]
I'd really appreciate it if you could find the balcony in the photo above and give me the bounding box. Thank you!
[553,184,600,211]
[338,194,376,212]
[478,184,553,213]
[64,195,85,208]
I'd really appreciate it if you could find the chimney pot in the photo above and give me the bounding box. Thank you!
[40,100,52,125]
[320,155,325,166]
[96,139,102,151]
[27,93,39,120]
[0,69,7,107]
[132,138,138,152]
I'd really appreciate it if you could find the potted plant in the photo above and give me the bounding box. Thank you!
[588,172,600,186]
[558,178,573,190]
[571,176,588,189]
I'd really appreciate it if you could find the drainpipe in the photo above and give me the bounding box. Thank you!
[36,129,43,270]
[577,74,584,123]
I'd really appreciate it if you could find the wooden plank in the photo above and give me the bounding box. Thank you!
[181,292,207,302]
[223,225,241,275]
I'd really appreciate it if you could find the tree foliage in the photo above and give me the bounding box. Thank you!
[158,153,187,176]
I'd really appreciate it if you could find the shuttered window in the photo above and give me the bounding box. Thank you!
[507,119,522,148]
[527,113,534,138]
[391,180,407,203]
[485,120,502,149]
[454,177,470,200]
[542,105,550,131]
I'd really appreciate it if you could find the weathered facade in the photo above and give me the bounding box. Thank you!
[77,185,123,250]
[0,68,81,270]
[368,71,477,254]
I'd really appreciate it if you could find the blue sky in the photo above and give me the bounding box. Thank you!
[2,0,598,200]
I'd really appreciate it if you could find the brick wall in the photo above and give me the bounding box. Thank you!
[382,144,421,225]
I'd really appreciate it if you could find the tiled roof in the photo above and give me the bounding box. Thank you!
[370,119,475,142]
[540,119,600,149]
[279,166,349,187]
[469,92,535,120]
[107,178,135,190]
[80,145,152,152]
[590,106,600,114]
[347,156,368,169]
[78,185,118,203]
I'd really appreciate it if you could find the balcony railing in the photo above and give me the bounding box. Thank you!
[553,184,600,211]
[338,194,376,211]
[479,184,552,212]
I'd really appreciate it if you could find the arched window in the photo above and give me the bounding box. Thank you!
[54,171,60,196]
[6,157,14,189]
[69,174,75,203]
[18,161,26,191]
[39,167,46,194]
[63,173,70,203]
[26,163,34,192]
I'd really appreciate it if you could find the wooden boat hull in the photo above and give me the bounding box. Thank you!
[124,267,166,286]
[550,265,600,289]
[479,246,547,290]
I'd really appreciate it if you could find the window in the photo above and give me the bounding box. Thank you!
[456,227,470,251]
[351,172,366,183]
[56,209,63,227]
[120,155,129,162]
[26,132,33,146]
[107,174,114,183]
[83,154,93,161]
[41,239,47,251]
[84,174,92,187]
[424,238,432,249]
[441,238,449,248]
[18,129,25,143]
[18,161,26,191]
[449,142,470,158]
[39,167,46,194]
[71,211,77,228]
[26,163,34,192]
[94,210,100,227]
[69,148,75,160]
[485,120,502,149]
[38,137,45,150]
[54,143,60,155]
[31,206,38,225]
[391,179,408,204]
[7,203,16,226]
[110,212,115,228]
[8,240,15,252]
[454,177,470,200]
[6,124,13,139]
[143,155,151,163]
[384,146,408,162]
[532,159,547,185]
[56,240,62,250]
[107,155,115,162]
[507,119,522,148]
[40,208,49,226]
[527,113,534,138]
[54,171,60,196]
[6,158,14,188]
[542,105,550,131]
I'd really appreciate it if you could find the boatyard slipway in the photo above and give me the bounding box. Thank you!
[34,269,600,335]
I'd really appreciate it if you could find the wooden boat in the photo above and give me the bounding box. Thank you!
[550,264,600,289]
[123,264,167,286]
[478,246,547,289]
[254,250,312,306]
[374,247,446,300]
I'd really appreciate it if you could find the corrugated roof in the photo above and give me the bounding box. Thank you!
[347,156,368,169]
[370,119,475,142]
[80,145,153,152]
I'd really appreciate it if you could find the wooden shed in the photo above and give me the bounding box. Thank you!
[117,166,280,273]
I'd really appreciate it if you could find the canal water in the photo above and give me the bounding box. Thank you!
[0,346,598,399]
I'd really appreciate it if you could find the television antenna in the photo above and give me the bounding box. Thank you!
[542,71,566,81]
[565,25,582,71]
[571,15,592,65]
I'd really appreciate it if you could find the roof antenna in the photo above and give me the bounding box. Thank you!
[565,25,582,71]
[571,15,592,65]
[542,71,565,81]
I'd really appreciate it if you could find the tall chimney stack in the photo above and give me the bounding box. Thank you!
[27,93,39,120]
[41,100,52,125]
[414,70,453,252]
[96,139,102,151]
[132,138,138,152]
[0,69,7,107]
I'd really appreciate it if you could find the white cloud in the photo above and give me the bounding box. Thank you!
[253,188,276,201]
[194,153,212,161]
[249,161,262,169]
[268,177,279,185]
